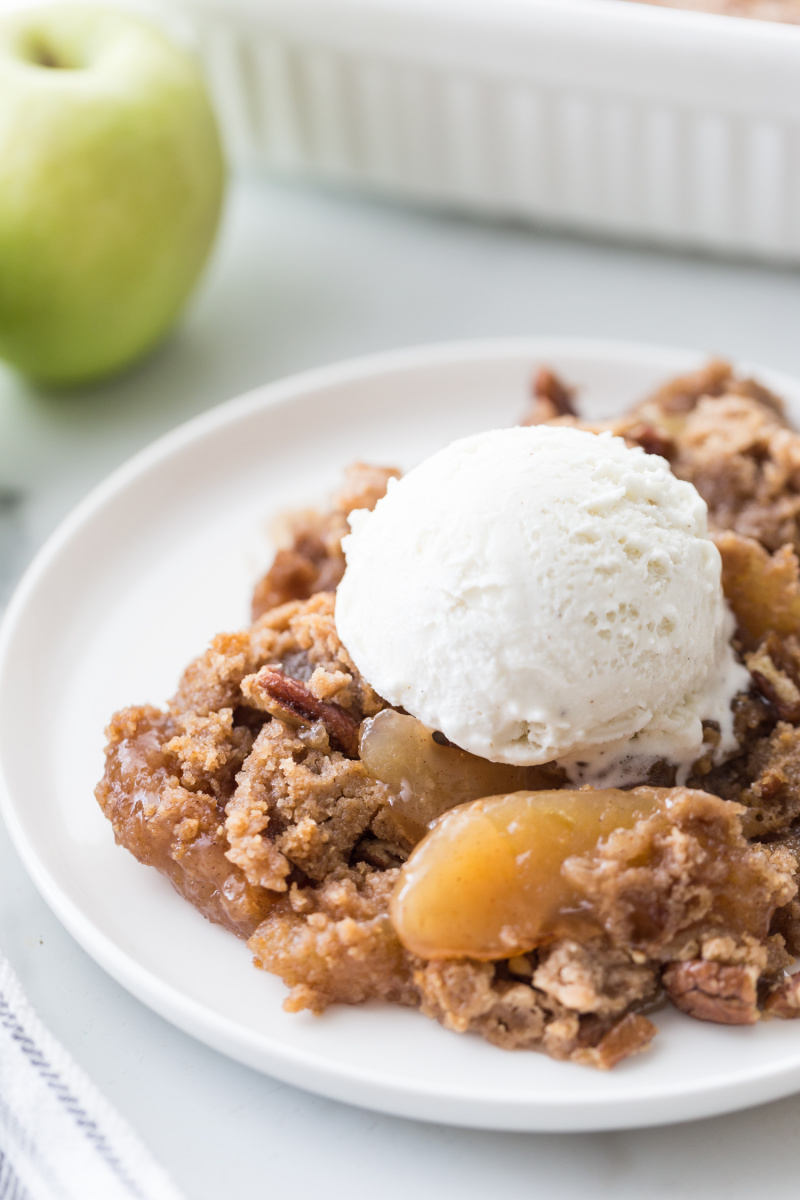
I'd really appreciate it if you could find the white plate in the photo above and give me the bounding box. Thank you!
[3,337,800,1133]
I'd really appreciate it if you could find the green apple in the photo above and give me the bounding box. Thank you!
[0,4,225,386]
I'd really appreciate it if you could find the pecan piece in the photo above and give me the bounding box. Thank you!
[746,633,800,722]
[353,836,408,871]
[252,547,323,617]
[763,972,800,1019]
[532,366,577,417]
[628,424,675,460]
[749,671,800,722]
[254,668,360,758]
[663,960,760,1025]
[573,1013,656,1070]
[252,539,345,620]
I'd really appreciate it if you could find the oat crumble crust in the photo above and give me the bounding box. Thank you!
[97,370,800,1068]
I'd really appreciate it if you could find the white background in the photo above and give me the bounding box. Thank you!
[2,175,800,1198]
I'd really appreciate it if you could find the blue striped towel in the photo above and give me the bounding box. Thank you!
[0,952,185,1200]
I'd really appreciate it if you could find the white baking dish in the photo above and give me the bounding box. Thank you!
[166,0,800,263]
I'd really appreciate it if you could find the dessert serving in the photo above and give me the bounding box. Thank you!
[96,359,800,1070]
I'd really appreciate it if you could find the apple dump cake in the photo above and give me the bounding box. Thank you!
[96,360,800,1069]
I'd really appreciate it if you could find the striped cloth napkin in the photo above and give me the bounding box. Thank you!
[0,952,185,1200]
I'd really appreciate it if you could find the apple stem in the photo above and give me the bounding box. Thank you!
[26,39,69,70]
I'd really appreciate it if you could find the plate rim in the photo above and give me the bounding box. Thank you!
[4,335,800,1132]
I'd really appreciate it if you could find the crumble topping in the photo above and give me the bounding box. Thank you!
[96,361,800,1068]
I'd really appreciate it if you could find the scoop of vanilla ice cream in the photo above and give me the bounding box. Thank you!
[335,425,750,782]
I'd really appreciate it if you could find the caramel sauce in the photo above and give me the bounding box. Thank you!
[390,787,666,960]
[95,709,273,938]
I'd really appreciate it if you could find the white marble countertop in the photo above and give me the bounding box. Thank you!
[3,175,800,1199]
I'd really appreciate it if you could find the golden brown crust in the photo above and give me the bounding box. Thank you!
[532,939,657,1016]
[250,871,417,1013]
[624,373,800,553]
[94,705,272,937]
[251,463,399,620]
[225,719,394,887]
[562,789,797,955]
